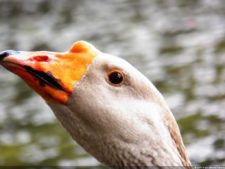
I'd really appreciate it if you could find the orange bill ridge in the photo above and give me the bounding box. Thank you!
[0,41,98,104]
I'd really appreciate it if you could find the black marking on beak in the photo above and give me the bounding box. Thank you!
[24,66,64,91]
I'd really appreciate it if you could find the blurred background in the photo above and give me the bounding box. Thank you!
[0,0,225,167]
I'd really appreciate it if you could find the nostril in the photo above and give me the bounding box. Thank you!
[29,55,49,62]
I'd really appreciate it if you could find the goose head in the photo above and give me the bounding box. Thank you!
[0,41,191,168]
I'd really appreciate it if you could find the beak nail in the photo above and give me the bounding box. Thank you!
[0,50,19,61]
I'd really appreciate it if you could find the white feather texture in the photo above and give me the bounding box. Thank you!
[48,50,191,168]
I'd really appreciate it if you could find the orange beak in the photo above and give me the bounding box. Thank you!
[0,41,98,104]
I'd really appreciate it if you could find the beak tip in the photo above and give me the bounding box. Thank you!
[0,50,19,61]
[0,51,9,61]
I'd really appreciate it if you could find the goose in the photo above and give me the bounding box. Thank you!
[0,41,192,168]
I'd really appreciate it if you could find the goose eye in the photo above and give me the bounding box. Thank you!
[107,70,124,86]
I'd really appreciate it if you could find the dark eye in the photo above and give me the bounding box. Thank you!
[107,70,124,86]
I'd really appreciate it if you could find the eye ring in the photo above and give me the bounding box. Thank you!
[107,70,125,86]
